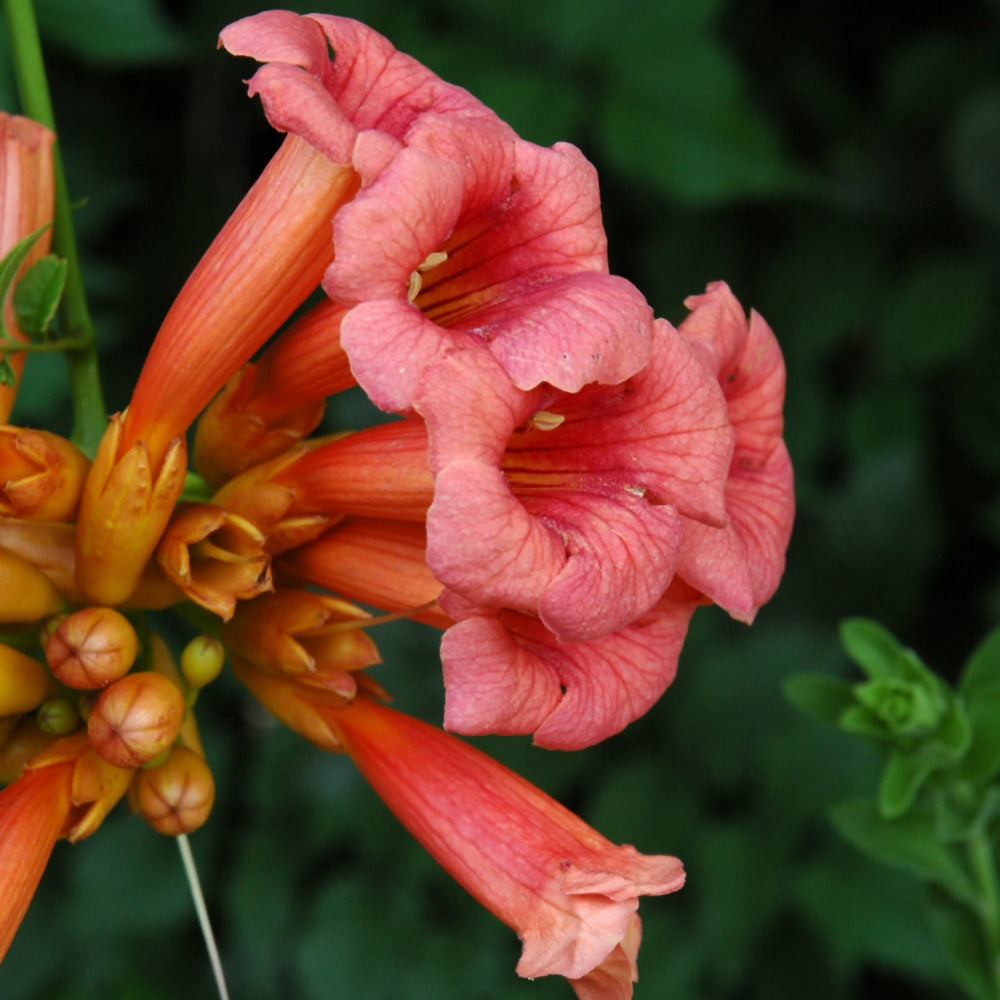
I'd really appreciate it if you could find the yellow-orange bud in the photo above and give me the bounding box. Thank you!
[180,635,225,690]
[45,606,139,690]
[87,672,185,769]
[0,427,91,521]
[0,644,52,716]
[133,745,215,835]
[0,549,63,623]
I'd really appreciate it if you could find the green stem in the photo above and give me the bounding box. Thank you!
[4,0,107,456]
[968,831,1000,997]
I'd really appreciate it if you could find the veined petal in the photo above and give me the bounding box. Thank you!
[122,135,358,465]
[441,593,698,750]
[421,324,731,641]
[0,758,72,963]
[276,517,450,629]
[325,697,685,986]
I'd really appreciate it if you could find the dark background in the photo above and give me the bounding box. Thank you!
[3,0,1000,997]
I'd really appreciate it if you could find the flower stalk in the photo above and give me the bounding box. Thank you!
[3,0,106,454]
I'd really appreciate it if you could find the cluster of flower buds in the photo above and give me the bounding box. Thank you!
[1,11,795,998]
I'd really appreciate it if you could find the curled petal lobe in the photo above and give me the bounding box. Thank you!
[677,283,794,619]
[156,502,273,621]
[441,593,698,750]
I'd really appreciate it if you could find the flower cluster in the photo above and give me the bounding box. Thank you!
[0,11,793,999]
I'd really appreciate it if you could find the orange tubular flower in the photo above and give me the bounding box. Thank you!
[0,114,56,423]
[0,732,132,963]
[233,662,684,1000]
[276,517,450,629]
[74,136,359,602]
[193,299,355,486]
[155,502,273,620]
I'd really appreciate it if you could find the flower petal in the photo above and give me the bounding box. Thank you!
[441,595,698,750]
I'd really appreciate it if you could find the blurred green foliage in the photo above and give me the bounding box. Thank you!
[2,0,999,997]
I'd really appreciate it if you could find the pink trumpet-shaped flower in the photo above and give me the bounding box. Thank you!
[232,663,684,1000]
[220,11,654,415]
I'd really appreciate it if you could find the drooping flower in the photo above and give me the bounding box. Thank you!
[220,11,656,415]
[233,661,684,999]
[0,113,57,424]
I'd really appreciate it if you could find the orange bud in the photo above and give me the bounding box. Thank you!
[211,444,332,555]
[87,672,185,769]
[0,428,91,521]
[148,633,204,758]
[0,644,53,716]
[222,589,380,677]
[132,745,215,835]
[45,606,139,689]
[192,365,326,487]
[75,412,187,605]
[0,548,63,623]
[193,298,353,485]
[155,502,272,620]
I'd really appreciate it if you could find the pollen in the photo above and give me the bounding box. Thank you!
[528,410,566,432]
[407,250,449,303]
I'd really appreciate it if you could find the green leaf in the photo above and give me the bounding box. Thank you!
[0,225,52,343]
[924,884,998,1000]
[840,618,916,681]
[959,683,1000,785]
[782,673,856,728]
[879,746,953,818]
[961,623,1000,699]
[831,796,978,904]
[0,356,15,388]
[13,256,67,339]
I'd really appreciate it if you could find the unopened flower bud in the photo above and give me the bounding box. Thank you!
[46,606,139,689]
[37,695,82,736]
[0,643,53,715]
[88,672,185,768]
[133,745,215,835]
[180,635,225,690]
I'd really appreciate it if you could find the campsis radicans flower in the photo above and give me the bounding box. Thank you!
[233,660,685,999]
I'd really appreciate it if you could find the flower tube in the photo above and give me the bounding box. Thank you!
[233,661,684,1000]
